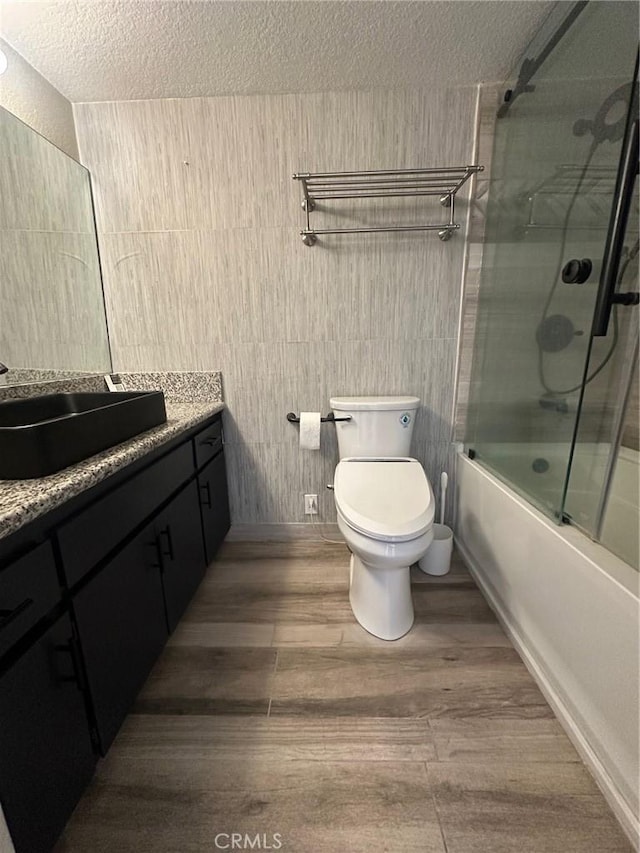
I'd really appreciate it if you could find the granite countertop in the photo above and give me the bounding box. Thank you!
[0,400,225,542]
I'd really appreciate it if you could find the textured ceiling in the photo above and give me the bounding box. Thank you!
[0,1,556,103]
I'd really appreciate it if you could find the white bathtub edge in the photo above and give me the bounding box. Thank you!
[456,532,639,848]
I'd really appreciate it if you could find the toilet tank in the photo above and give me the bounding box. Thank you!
[330,396,420,458]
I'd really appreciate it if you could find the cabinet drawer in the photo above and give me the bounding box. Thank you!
[58,441,194,587]
[0,542,60,661]
[193,418,223,469]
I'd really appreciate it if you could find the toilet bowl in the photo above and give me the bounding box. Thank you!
[334,457,434,640]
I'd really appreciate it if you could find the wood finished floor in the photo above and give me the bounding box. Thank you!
[56,541,632,853]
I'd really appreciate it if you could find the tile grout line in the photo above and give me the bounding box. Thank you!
[427,717,441,762]
[267,649,279,717]
[424,761,450,853]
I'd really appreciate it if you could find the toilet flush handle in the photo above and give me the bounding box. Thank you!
[326,484,334,490]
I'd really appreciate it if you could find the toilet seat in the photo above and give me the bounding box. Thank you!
[334,457,434,543]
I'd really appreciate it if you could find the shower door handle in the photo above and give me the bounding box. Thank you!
[561,258,592,284]
[592,114,638,336]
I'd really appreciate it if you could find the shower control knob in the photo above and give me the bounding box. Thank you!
[561,258,592,284]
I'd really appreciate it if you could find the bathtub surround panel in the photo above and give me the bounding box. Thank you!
[456,453,640,844]
[74,87,477,525]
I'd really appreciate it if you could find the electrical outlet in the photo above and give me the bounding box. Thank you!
[304,494,318,515]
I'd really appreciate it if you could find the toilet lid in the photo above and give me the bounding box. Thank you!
[334,458,434,542]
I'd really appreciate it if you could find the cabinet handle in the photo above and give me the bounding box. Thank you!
[146,538,163,570]
[159,525,175,560]
[54,637,88,693]
[200,436,221,450]
[0,597,33,633]
[200,481,212,509]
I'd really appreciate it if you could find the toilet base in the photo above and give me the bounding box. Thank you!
[349,553,414,641]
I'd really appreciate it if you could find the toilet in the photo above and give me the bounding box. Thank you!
[330,396,435,640]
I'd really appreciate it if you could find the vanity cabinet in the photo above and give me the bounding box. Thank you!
[0,411,229,851]
[73,523,170,753]
[198,450,231,563]
[0,540,96,853]
[155,479,207,632]
[60,419,221,752]
[57,441,194,588]
[0,540,61,659]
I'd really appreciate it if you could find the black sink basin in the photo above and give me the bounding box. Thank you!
[0,391,167,479]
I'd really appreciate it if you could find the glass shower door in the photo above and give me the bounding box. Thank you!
[565,155,639,567]
[466,1,639,528]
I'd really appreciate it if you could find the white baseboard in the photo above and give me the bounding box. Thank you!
[226,522,343,542]
[455,535,640,850]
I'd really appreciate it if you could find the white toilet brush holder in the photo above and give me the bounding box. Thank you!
[418,523,453,576]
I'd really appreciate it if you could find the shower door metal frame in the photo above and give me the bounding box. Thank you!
[561,52,639,537]
[465,0,640,547]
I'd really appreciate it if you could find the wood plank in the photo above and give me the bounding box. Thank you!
[168,622,275,648]
[270,647,554,718]
[429,718,580,763]
[111,715,437,762]
[428,762,633,853]
[184,585,353,624]
[57,758,446,853]
[134,647,276,715]
[272,621,510,649]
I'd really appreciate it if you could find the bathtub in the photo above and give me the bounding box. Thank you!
[466,442,639,570]
[455,450,639,846]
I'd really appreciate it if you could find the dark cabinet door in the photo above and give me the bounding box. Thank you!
[155,480,206,632]
[0,613,96,853]
[198,450,230,563]
[73,525,168,754]
[0,540,60,661]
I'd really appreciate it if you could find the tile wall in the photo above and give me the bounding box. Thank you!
[74,87,478,523]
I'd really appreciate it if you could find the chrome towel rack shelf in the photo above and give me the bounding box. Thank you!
[523,164,619,231]
[292,165,483,246]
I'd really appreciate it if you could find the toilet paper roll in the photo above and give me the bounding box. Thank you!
[299,412,321,450]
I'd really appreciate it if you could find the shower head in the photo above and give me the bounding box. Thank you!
[535,314,582,353]
[573,82,635,144]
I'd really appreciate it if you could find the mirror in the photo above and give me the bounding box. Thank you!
[0,105,111,385]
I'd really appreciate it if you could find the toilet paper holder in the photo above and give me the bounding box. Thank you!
[286,412,352,424]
